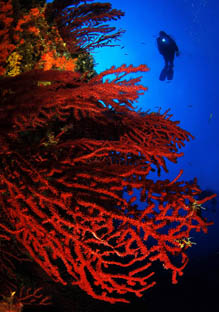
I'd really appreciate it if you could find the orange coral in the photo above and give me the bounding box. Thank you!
[0,1,77,77]
[14,8,42,33]
[27,26,40,36]
[39,51,76,71]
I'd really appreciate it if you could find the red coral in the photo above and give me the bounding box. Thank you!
[0,0,16,75]
[0,63,216,303]
[45,0,125,54]
[0,287,51,312]
[0,0,216,305]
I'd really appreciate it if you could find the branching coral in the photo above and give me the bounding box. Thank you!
[45,0,125,54]
[0,0,216,305]
[0,63,216,303]
[0,287,51,312]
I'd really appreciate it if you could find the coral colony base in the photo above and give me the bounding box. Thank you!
[0,0,216,307]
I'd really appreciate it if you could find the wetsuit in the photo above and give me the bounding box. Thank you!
[157,31,179,81]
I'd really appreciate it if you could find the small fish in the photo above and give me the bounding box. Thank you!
[121,46,125,49]
[208,112,213,123]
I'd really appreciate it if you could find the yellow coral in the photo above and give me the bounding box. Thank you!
[37,81,52,86]
[7,52,22,76]
[175,237,196,249]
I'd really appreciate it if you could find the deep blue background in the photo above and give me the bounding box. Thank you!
[44,1,219,311]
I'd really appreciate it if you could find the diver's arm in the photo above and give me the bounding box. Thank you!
[156,38,162,54]
[174,41,180,56]
[168,36,179,56]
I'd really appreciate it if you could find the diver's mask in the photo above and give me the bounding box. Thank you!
[160,36,170,44]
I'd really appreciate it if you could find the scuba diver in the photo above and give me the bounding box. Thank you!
[157,31,179,81]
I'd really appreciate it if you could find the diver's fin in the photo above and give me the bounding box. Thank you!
[167,67,174,80]
[159,67,167,81]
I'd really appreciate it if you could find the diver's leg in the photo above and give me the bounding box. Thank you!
[159,56,168,81]
[167,56,174,80]
[169,53,174,68]
[159,67,167,81]
[164,55,169,68]
[167,67,174,80]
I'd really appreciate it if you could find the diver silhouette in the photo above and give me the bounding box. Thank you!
[157,31,179,81]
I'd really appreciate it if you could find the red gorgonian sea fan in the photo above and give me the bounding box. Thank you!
[0,0,216,305]
[45,0,125,54]
[0,65,216,303]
